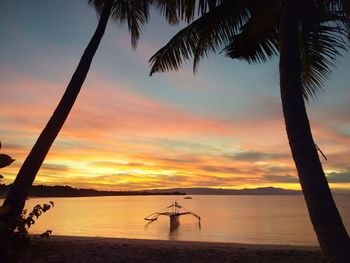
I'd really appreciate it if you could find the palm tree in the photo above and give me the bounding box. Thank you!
[0,0,191,255]
[0,1,119,239]
[149,0,350,261]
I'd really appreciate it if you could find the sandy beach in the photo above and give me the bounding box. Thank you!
[23,235,325,263]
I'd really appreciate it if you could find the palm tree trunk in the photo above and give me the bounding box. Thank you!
[279,1,350,262]
[0,0,113,243]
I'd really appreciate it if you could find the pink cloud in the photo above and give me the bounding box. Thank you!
[1,67,349,190]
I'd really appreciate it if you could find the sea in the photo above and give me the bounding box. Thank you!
[15,195,350,246]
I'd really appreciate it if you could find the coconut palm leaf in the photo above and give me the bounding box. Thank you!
[331,0,350,38]
[152,0,184,25]
[148,0,350,260]
[300,23,348,100]
[149,0,250,75]
[223,28,279,64]
[222,0,280,63]
[327,0,350,13]
[154,0,223,25]
[154,0,197,23]
[225,17,348,100]
[89,0,152,48]
[222,2,279,63]
[150,0,349,99]
[89,0,220,49]
[0,154,15,169]
[1,0,186,246]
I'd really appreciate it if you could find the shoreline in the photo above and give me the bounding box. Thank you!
[25,235,325,262]
[46,235,321,250]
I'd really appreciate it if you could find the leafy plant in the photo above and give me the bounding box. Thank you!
[1,141,54,261]
[13,201,54,241]
[0,141,15,179]
[8,201,54,261]
[0,140,14,231]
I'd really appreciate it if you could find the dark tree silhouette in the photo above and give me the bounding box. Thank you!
[0,142,15,170]
[0,0,190,260]
[149,0,350,261]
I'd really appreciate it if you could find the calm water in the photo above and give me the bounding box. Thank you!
[12,195,350,246]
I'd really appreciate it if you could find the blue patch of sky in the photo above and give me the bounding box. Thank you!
[0,0,97,82]
[92,8,283,119]
[1,0,349,120]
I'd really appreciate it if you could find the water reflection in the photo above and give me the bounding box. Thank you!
[168,224,178,240]
[145,214,201,240]
[14,195,350,245]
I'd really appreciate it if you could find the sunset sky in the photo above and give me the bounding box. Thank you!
[1,0,350,191]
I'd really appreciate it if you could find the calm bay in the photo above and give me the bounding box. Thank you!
[14,194,350,246]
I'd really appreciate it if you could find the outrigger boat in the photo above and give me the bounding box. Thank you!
[144,201,201,229]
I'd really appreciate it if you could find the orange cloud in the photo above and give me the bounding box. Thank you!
[1,68,349,190]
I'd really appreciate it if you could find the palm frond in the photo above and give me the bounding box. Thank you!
[339,0,350,38]
[152,0,181,25]
[149,0,250,75]
[326,0,350,13]
[198,0,225,13]
[223,0,280,63]
[300,23,348,100]
[112,1,151,49]
[192,2,250,72]
[152,0,223,27]
[322,0,350,39]
[88,0,108,13]
[223,29,279,64]
[89,0,151,49]
[152,0,195,25]
[155,0,225,24]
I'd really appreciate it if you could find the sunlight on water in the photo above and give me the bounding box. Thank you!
[10,195,350,245]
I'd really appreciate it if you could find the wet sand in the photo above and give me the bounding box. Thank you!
[25,235,325,262]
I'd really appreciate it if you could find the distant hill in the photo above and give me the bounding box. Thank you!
[145,187,302,195]
[0,185,301,198]
[0,184,185,198]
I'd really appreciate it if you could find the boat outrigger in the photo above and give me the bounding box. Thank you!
[144,201,201,229]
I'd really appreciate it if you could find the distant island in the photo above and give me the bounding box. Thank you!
[0,184,185,198]
[144,187,301,196]
[0,184,301,198]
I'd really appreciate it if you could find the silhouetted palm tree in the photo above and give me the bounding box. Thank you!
[0,0,191,255]
[149,0,350,261]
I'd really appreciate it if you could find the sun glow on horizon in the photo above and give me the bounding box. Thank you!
[1,1,350,192]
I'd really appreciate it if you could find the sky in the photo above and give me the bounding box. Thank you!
[1,0,350,191]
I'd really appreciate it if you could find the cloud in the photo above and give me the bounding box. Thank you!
[262,174,299,183]
[41,163,70,172]
[326,172,350,183]
[156,157,201,165]
[228,151,290,162]
[1,67,350,190]
[230,152,271,161]
[2,0,350,192]
[89,161,149,168]
[199,165,243,174]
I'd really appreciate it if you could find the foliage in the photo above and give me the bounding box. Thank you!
[0,155,14,170]
[88,0,207,49]
[0,140,14,234]
[15,201,54,240]
[0,141,15,180]
[149,0,350,101]
[0,141,54,260]
[7,201,54,261]
[149,1,350,261]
